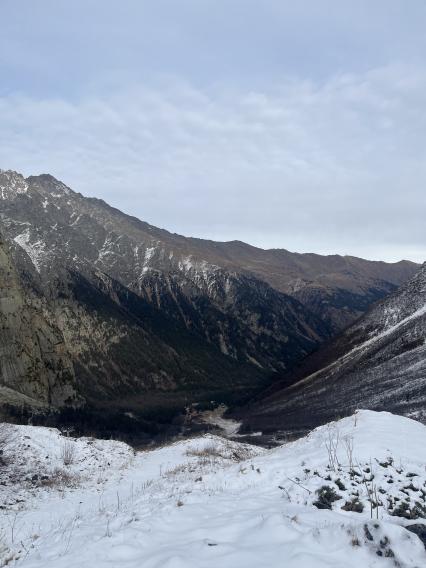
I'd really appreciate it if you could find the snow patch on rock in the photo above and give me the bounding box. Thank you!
[0,170,28,200]
[13,229,47,273]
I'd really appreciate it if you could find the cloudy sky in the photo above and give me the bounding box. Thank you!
[1,1,426,262]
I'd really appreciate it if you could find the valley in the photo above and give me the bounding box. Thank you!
[0,169,419,436]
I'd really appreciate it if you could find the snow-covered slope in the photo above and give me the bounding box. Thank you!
[0,410,425,567]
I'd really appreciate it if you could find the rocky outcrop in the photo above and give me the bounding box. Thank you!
[0,234,79,409]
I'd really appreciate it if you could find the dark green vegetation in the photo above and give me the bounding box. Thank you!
[313,485,341,509]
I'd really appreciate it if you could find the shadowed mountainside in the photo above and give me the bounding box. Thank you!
[239,262,426,439]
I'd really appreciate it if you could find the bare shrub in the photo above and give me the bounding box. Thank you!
[324,426,341,472]
[60,439,76,466]
[186,442,225,459]
[186,440,256,463]
[355,460,381,519]
[41,467,79,489]
[343,435,354,473]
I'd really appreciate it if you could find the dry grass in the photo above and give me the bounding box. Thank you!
[60,439,76,466]
[186,440,255,463]
[185,442,226,459]
[40,467,79,489]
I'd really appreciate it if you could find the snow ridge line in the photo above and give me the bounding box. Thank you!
[293,302,426,389]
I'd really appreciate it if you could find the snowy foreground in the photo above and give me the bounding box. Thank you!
[0,411,425,567]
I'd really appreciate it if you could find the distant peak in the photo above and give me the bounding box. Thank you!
[26,173,73,196]
[0,169,29,200]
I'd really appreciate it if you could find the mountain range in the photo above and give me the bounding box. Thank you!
[0,168,420,429]
[240,261,426,439]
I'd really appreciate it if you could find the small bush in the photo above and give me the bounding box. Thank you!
[342,497,364,513]
[391,500,426,520]
[313,485,341,510]
[403,482,419,492]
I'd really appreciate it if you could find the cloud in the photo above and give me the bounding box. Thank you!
[1,63,425,262]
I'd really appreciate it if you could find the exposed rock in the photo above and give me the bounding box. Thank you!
[0,233,79,409]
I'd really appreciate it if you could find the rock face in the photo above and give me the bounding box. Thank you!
[0,169,419,415]
[0,233,78,409]
[241,263,426,436]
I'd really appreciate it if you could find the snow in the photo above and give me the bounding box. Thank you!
[178,255,195,272]
[141,245,157,274]
[297,302,426,389]
[13,229,47,273]
[0,171,28,200]
[174,255,225,296]
[97,235,116,262]
[70,213,82,226]
[0,411,425,567]
[363,303,426,347]
[198,404,242,436]
[49,181,71,197]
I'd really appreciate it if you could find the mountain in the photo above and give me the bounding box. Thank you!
[240,262,426,438]
[0,170,330,417]
[1,171,417,332]
[0,169,419,420]
[0,231,275,421]
[186,241,418,332]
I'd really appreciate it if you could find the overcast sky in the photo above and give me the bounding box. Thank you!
[1,1,426,262]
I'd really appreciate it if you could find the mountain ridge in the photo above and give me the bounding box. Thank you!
[0,168,420,422]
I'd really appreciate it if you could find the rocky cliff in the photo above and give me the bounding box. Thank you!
[0,233,78,410]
